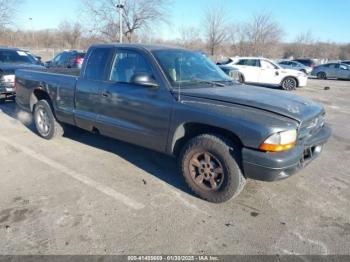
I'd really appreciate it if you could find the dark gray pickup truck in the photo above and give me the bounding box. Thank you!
[15,44,331,203]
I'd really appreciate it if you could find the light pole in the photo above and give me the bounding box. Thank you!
[28,17,35,46]
[116,1,124,43]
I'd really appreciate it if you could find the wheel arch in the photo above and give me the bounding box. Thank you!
[281,75,299,88]
[29,86,52,112]
[170,122,244,157]
[317,71,327,79]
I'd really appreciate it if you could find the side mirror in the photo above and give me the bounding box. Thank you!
[131,73,159,88]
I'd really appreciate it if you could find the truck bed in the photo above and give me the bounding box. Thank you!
[15,69,78,125]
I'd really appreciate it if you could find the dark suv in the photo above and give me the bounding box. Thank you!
[45,50,85,69]
[0,47,45,99]
[292,59,316,68]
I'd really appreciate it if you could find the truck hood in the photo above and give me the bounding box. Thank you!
[0,63,45,75]
[179,85,323,122]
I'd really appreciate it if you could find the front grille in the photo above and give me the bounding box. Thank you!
[299,113,325,141]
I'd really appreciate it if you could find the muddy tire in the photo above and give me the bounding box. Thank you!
[179,134,246,203]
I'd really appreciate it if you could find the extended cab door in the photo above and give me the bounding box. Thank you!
[75,47,115,131]
[259,59,281,85]
[234,59,261,83]
[94,48,173,152]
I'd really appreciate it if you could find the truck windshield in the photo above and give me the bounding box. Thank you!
[0,50,36,64]
[153,49,232,88]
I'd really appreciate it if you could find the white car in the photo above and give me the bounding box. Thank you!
[222,57,308,90]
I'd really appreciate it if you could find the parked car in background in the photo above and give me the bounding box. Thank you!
[15,43,331,202]
[278,60,312,74]
[0,47,45,99]
[24,51,44,66]
[45,50,85,69]
[311,63,350,80]
[217,64,240,81]
[342,60,350,66]
[223,57,308,90]
[292,59,316,68]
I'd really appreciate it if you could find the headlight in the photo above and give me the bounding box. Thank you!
[1,74,15,83]
[259,130,297,152]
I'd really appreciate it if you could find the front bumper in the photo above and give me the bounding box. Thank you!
[242,124,332,182]
[298,75,308,87]
[0,82,15,95]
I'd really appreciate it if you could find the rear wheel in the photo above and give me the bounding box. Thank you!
[317,72,327,80]
[34,100,64,139]
[179,134,245,203]
[281,77,297,91]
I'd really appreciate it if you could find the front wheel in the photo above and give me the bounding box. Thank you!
[34,100,64,140]
[179,134,246,203]
[281,77,297,91]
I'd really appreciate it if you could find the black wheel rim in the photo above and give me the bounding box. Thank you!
[189,151,224,191]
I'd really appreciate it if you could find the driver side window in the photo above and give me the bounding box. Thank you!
[261,60,277,69]
[110,50,153,83]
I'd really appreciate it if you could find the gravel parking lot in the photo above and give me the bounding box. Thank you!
[0,79,349,255]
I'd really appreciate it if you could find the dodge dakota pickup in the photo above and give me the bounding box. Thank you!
[15,44,332,203]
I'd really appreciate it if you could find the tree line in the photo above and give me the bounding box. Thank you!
[0,0,349,60]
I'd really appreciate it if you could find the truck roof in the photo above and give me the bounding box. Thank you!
[90,43,187,52]
[0,47,21,51]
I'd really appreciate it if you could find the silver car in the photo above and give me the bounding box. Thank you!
[311,63,350,80]
[278,60,312,74]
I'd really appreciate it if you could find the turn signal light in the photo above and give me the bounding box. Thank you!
[259,142,296,152]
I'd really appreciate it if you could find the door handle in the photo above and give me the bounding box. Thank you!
[101,91,111,98]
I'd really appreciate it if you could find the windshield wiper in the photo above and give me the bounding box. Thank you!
[190,79,226,87]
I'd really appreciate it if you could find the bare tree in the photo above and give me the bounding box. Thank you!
[178,25,202,49]
[243,12,284,56]
[58,21,82,49]
[0,0,22,31]
[293,30,314,58]
[203,5,229,56]
[226,23,249,56]
[82,0,170,43]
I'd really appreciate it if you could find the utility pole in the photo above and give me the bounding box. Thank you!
[116,1,124,43]
[28,17,35,46]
